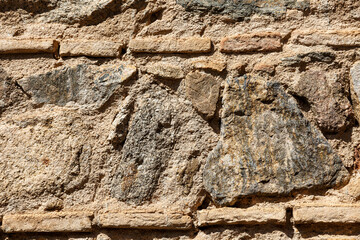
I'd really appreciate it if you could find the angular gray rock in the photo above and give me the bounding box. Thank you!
[18,63,136,109]
[203,76,349,206]
[111,80,217,205]
[177,0,310,20]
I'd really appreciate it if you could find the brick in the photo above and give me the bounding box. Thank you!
[293,206,360,224]
[60,40,122,57]
[146,62,184,79]
[220,32,282,53]
[129,37,211,54]
[196,206,286,227]
[0,39,58,54]
[95,210,193,230]
[191,58,226,72]
[2,212,93,233]
[292,29,360,47]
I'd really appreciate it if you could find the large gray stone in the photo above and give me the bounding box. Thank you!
[177,0,310,20]
[203,76,349,206]
[18,63,136,109]
[111,81,217,205]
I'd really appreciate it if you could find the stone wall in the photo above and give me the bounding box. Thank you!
[1,0,360,239]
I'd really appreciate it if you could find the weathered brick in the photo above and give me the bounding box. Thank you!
[146,62,184,79]
[191,58,226,72]
[60,40,122,57]
[129,37,211,54]
[95,210,193,230]
[196,206,286,227]
[292,29,360,47]
[293,206,360,224]
[2,212,93,233]
[0,39,58,54]
[220,32,282,53]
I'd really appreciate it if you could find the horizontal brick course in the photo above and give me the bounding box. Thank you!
[95,210,193,230]
[292,29,360,47]
[129,37,211,53]
[293,206,360,224]
[220,32,282,53]
[2,212,93,233]
[60,40,122,57]
[196,206,286,227]
[0,39,58,54]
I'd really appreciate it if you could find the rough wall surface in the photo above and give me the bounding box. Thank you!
[1,0,360,239]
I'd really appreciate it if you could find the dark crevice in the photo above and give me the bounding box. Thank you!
[14,80,31,99]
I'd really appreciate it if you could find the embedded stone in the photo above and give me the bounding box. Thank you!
[220,32,282,53]
[290,70,352,133]
[60,40,122,58]
[17,63,136,109]
[185,71,220,118]
[95,210,193,230]
[146,62,184,79]
[2,212,93,233]
[191,58,226,72]
[350,61,360,122]
[293,206,360,224]
[203,76,349,206]
[0,39,58,54]
[129,37,211,53]
[177,0,309,20]
[196,206,286,227]
[292,30,360,47]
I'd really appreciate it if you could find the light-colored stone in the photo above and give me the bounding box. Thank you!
[339,174,360,200]
[60,40,122,57]
[191,58,226,72]
[0,39,58,54]
[220,32,282,53]
[129,37,211,53]
[146,62,184,79]
[185,71,220,118]
[2,212,93,233]
[95,210,193,230]
[351,61,360,123]
[292,29,360,47]
[293,206,360,224]
[196,206,286,227]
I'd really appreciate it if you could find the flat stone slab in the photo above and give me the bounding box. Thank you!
[220,32,282,53]
[292,29,360,47]
[196,206,286,227]
[129,37,211,54]
[95,210,193,230]
[18,63,136,109]
[177,0,309,20]
[60,40,122,57]
[2,212,93,233]
[293,206,360,224]
[0,39,58,54]
[203,76,349,206]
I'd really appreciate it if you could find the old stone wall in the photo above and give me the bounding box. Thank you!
[1,0,360,239]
